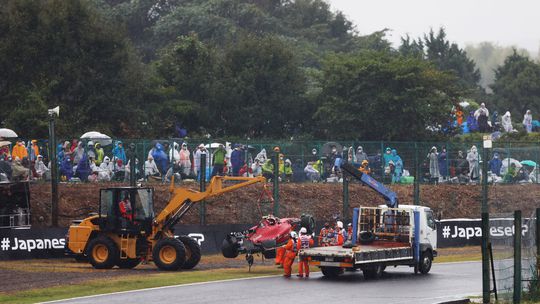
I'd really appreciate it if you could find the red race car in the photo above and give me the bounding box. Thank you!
[222,214,315,266]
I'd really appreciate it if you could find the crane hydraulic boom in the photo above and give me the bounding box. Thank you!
[341,162,398,208]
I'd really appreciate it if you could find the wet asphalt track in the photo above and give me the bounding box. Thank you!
[47,261,481,304]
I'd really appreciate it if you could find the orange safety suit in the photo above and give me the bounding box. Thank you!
[283,238,298,277]
[347,226,353,242]
[297,234,314,277]
[318,227,329,246]
[336,229,345,246]
[275,246,286,266]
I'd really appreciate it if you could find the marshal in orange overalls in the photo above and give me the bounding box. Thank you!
[283,238,298,277]
[297,233,314,277]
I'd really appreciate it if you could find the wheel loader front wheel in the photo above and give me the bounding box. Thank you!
[152,238,186,271]
[87,236,119,269]
[178,236,201,270]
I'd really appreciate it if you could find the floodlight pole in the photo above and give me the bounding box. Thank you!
[48,112,58,227]
[481,136,491,303]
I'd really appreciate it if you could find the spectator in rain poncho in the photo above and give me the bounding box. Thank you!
[73,142,85,165]
[523,110,533,133]
[11,157,29,181]
[474,103,490,133]
[112,141,127,164]
[251,159,262,177]
[211,144,227,177]
[438,147,449,180]
[383,147,392,168]
[391,149,403,184]
[34,155,49,179]
[12,141,28,160]
[489,153,502,176]
[193,144,209,178]
[57,144,65,165]
[466,111,478,132]
[75,154,91,182]
[86,141,96,160]
[178,143,191,177]
[467,146,480,181]
[304,161,320,182]
[28,140,39,162]
[151,143,168,175]
[169,142,180,163]
[230,145,244,176]
[94,143,104,166]
[355,146,368,164]
[428,147,440,184]
[99,156,114,181]
[502,111,513,133]
[60,156,74,181]
[255,149,267,163]
[144,156,160,179]
[113,159,126,181]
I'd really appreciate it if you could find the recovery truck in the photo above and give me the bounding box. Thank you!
[67,176,267,270]
[300,163,437,279]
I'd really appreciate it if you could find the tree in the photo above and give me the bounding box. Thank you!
[0,0,147,138]
[491,50,540,117]
[314,51,459,140]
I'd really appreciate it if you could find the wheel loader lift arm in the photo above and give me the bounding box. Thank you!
[340,163,398,208]
[153,176,267,231]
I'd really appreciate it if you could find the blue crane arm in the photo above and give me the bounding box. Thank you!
[341,162,398,208]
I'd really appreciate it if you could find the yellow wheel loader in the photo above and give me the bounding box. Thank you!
[67,176,267,270]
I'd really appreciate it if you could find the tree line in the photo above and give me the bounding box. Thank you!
[1,0,538,141]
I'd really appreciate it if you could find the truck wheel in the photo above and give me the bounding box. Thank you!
[419,251,433,274]
[321,267,342,278]
[300,214,315,234]
[87,236,119,269]
[362,264,384,280]
[221,236,240,258]
[117,258,141,269]
[178,236,201,270]
[152,238,186,271]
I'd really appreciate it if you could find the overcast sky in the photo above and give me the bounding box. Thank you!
[327,0,540,53]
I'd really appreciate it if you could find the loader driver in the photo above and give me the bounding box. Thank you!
[119,192,133,222]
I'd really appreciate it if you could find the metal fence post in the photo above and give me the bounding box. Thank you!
[199,154,206,225]
[414,142,420,205]
[343,169,349,222]
[273,153,279,216]
[482,140,491,304]
[514,210,522,304]
[48,115,58,227]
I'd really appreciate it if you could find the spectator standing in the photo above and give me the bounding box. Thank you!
[73,142,85,165]
[467,146,480,182]
[383,147,392,168]
[12,141,28,160]
[355,146,368,164]
[502,111,513,132]
[60,156,73,181]
[428,147,440,184]
[438,147,449,180]
[112,141,127,164]
[178,143,191,177]
[474,103,490,132]
[261,159,274,180]
[86,141,96,160]
[75,154,91,182]
[466,111,478,132]
[523,110,533,133]
[230,144,244,176]
[211,144,227,177]
[255,149,267,163]
[455,106,464,126]
[95,143,104,166]
[29,140,39,162]
[304,161,320,182]
[489,153,502,176]
[99,156,114,181]
[391,149,403,184]
[193,144,208,178]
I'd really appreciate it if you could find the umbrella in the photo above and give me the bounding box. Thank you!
[521,160,537,167]
[204,143,223,149]
[0,128,18,138]
[500,158,522,175]
[459,101,470,108]
[321,142,343,156]
[0,141,11,147]
[80,131,112,146]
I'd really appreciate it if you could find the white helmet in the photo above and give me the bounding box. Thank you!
[336,221,343,229]
[290,231,298,239]
[299,227,307,234]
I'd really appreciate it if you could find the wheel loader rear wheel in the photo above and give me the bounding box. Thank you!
[152,238,186,271]
[178,236,201,270]
[87,236,119,269]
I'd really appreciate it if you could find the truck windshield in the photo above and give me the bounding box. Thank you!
[425,210,436,230]
[134,189,154,220]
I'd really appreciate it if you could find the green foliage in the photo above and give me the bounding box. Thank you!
[491,50,540,117]
[0,0,147,138]
[314,51,458,140]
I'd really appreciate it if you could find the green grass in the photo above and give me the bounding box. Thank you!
[0,267,282,304]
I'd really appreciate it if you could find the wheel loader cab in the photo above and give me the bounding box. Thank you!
[98,187,155,234]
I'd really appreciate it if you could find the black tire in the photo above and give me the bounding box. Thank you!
[300,214,315,235]
[221,236,240,258]
[419,250,433,274]
[263,249,276,259]
[178,236,202,270]
[362,264,384,280]
[117,258,141,269]
[321,267,343,278]
[152,238,186,271]
[87,236,119,269]
[359,231,375,244]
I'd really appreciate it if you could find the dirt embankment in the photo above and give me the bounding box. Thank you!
[29,182,540,227]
